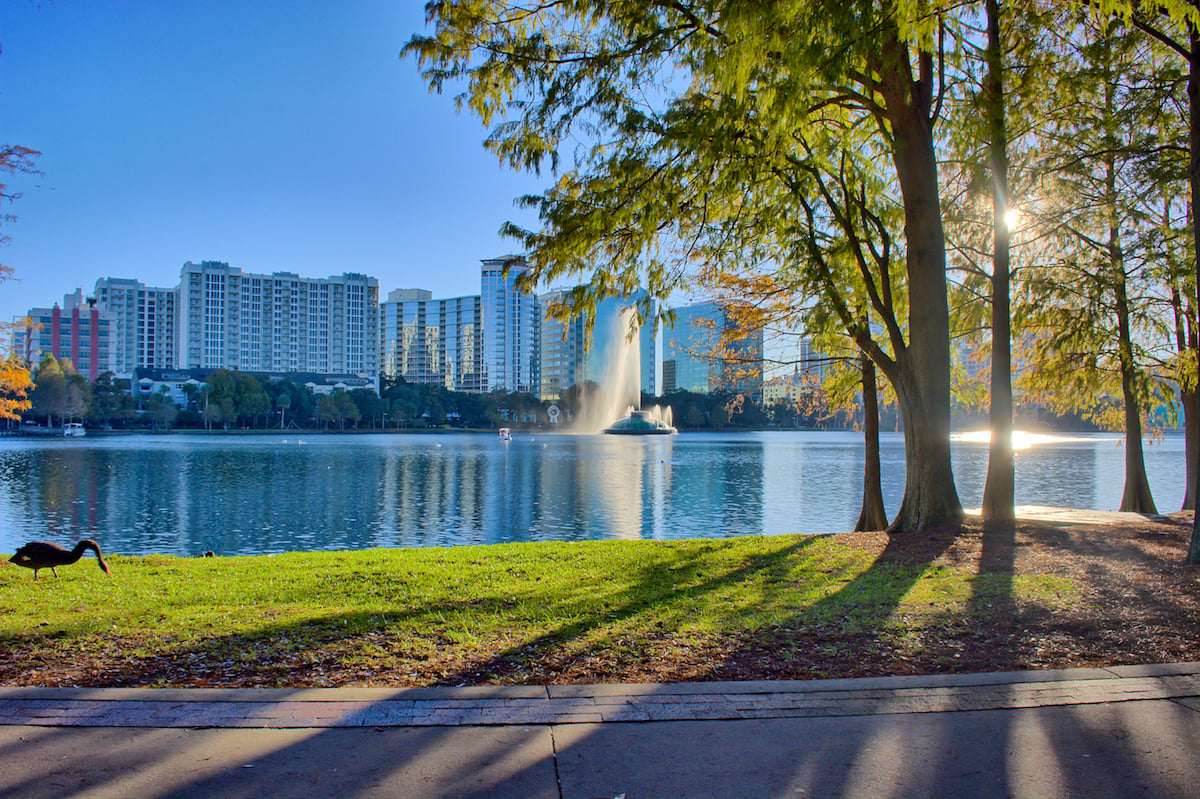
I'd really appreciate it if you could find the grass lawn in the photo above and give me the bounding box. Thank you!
[1,516,1196,687]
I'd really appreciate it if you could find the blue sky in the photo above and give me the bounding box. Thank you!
[0,0,546,323]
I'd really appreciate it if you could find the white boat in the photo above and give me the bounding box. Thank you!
[498,427,512,441]
[63,422,86,437]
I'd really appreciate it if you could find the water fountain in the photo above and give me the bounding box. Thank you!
[604,408,676,435]
[570,306,676,435]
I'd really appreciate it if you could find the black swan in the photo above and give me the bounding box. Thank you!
[9,540,111,580]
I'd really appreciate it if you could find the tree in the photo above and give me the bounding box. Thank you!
[232,373,270,428]
[1018,15,1171,514]
[276,391,292,429]
[203,400,230,431]
[0,145,40,423]
[1,144,39,283]
[145,389,178,431]
[349,388,385,428]
[979,0,1016,522]
[88,372,134,428]
[63,373,91,423]
[30,354,66,427]
[408,1,965,532]
[316,390,360,430]
[266,379,314,429]
[0,354,32,422]
[0,145,38,422]
[1097,0,1200,560]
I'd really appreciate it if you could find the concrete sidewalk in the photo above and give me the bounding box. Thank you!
[1,662,1198,797]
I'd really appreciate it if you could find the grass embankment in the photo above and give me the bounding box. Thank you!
[0,523,1131,688]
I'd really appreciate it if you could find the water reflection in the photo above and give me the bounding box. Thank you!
[0,431,1184,556]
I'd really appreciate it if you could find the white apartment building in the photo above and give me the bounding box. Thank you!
[178,261,379,377]
[92,277,177,376]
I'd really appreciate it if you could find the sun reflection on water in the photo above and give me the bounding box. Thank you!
[952,430,1120,450]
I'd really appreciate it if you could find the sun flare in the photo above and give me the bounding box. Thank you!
[1004,207,1021,231]
[952,430,1092,451]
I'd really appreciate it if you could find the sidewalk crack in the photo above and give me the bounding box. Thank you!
[549,724,564,799]
[546,686,564,799]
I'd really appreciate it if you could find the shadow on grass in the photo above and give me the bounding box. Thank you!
[0,523,982,687]
[5,514,1199,690]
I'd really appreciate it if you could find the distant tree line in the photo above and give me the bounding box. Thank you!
[15,359,877,433]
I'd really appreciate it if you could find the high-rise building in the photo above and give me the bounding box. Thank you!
[178,261,379,376]
[379,288,483,392]
[481,256,540,395]
[92,277,177,375]
[538,288,585,401]
[14,289,115,381]
[661,300,762,397]
[539,290,657,401]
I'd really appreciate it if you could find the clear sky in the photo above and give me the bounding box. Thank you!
[0,0,546,323]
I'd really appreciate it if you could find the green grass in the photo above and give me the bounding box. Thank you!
[0,535,1081,685]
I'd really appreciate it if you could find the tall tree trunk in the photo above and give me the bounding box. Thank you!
[1114,257,1157,514]
[1185,386,1199,511]
[1188,21,1200,562]
[1170,282,1197,510]
[877,31,963,535]
[856,353,888,531]
[1117,362,1157,513]
[888,361,963,533]
[1098,54,1156,516]
[981,0,1015,522]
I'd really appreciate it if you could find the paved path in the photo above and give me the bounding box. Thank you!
[1,663,1198,797]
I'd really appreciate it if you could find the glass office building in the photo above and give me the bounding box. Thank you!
[380,288,483,392]
[481,256,540,395]
[662,301,762,398]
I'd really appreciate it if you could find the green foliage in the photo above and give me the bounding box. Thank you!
[408,1,973,530]
[29,353,90,425]
[145,390,178,432]
[405,1,934,341]
[1014,15,1178,431]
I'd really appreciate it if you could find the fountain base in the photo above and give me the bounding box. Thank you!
[603,410,677,435]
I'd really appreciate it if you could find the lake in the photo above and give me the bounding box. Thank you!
[0,430,1184,556]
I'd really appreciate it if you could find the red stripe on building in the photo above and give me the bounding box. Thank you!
[89,307,99,381]
[51,306,61,358]
[71,306,81,367]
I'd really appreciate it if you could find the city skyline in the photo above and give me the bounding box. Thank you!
[0,1,544,326]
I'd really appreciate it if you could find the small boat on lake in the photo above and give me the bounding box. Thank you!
[498,427,512,441]
[63,423,86,437]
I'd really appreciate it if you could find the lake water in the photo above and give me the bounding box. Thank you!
[0,431,1184,556]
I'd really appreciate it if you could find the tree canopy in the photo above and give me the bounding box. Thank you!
[408,0,970,532]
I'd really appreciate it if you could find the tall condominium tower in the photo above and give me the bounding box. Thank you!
[537,288,585,401]
[379,288,483,392]
[480,256,540,395]
[92,277,177,375]
[178,261,379,376]
[15,289,115,381]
